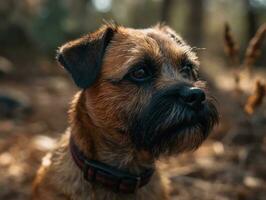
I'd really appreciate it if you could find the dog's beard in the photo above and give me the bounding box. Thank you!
[128,86,219,157]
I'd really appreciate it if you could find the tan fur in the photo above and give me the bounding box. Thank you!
[32,92,169,200]
[32,24,204,200]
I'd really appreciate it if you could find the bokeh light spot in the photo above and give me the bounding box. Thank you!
[92,0,112,13]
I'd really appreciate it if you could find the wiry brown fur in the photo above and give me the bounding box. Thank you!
[32,91,169,200]
[32,24,217,200]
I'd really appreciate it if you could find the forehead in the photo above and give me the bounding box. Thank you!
[101,27,198,78]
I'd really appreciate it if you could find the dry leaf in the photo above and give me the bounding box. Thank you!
[244,80,266,115]
[224,22,239,65]
[244,23,266,71]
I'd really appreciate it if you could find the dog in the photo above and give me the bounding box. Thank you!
[32,23,218,200]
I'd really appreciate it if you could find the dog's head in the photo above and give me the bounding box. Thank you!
[57,24,218,157]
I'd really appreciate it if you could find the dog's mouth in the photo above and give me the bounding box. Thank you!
[159,119,203,137]
[158,102,217,134]
[129,96,219,157]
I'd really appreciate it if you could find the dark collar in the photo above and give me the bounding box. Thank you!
[69,137,154,193]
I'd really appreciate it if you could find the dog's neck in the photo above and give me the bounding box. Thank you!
[68,91,155,175]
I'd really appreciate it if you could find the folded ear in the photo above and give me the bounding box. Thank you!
[56,25,116,88]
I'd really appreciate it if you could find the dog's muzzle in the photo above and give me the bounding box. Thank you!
[129,83,219,156]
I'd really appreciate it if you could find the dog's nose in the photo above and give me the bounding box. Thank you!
[179,87,206,108]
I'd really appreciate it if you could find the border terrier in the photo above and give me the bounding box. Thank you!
[32,23,218,200]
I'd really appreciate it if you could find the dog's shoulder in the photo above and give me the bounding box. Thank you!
[32,131,93,200]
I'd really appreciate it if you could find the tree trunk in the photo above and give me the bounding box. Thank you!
[186,0,204,47]
[161,0,174,24]
[244,0,258,39]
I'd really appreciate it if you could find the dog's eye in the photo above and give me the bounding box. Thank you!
[128,67,152,82]
[180,67,192,78]
[180,64,198,80]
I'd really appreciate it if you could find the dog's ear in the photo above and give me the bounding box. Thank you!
[56,25,116,88]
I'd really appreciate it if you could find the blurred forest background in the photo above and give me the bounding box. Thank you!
[0,0,266,199]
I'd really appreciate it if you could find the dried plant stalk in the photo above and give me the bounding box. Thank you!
[244,23,266,72]
[224,23,241,92]
[224,22,239,65]
[244,80,266,115]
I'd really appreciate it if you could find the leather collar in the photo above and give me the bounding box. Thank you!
[69,137,154,193]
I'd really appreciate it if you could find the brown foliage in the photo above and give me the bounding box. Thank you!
[244,80,266,115]
[224,23,239,66]
[244,23,266,71]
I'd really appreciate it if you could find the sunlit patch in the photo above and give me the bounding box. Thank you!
[32,135,56,152]
[212,142,224,155]
[42,153,52,167]
[0,152,13,166]
[244,176,263,188]
[8,165,24,177]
